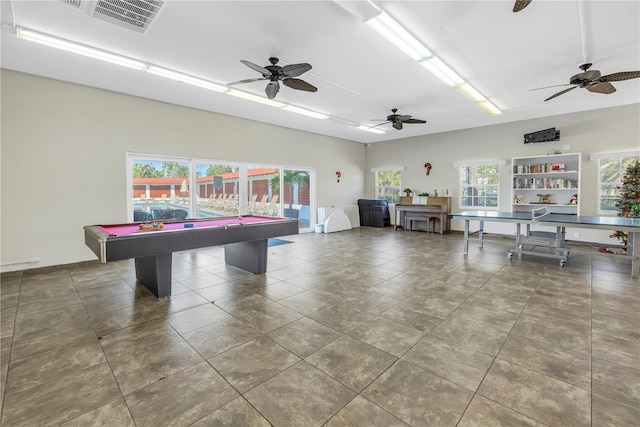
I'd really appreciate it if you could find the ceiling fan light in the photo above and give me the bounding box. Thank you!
[146,66,228,93]
[357,125,386,134]
[419,57,464,86]
[366,11,432,61]
[16,27,147,71]
[228,89,285,107]
[283,105,329,120]
[477,100,502,115]
[454,83,486,103]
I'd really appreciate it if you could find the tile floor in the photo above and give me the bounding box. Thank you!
[0,227,639,426]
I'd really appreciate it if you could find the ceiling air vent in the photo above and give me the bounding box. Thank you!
[60,0,84,9]
[89,0,165,33]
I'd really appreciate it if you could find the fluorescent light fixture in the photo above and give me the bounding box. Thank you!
[357,125,386,134]
[283,105,329,120]
[16,27,147,71]
[228,89,285,107]
[477,100,502,115]
[366,11,432,61]
[419,57,464,87]
[146,66,228,93]
[454,83,486,103]
[352,5,502,116]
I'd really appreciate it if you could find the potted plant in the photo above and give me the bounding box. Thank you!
[403,188,412,197]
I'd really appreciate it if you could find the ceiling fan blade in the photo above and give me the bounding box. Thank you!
[404,119,427,124]
[578,70,601,81]
[393,122,403,130]
[227,78,267,85]
[281,63,312,78]
[530,83,572,91]
[265,81,280,99]
[371,121,390,128]
[513,0,532,12]
[600,71,640,82]
[544,85,578,101]
[282,78,317,92]
[241,60,271,75]
[587,81,616,94]
[396,115,412,122]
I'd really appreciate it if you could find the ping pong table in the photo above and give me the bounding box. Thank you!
[450,208,640,278]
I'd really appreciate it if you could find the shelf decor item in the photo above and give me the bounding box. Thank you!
[403,188,412,197]
[537,194,551,204]
[424,162,432,175]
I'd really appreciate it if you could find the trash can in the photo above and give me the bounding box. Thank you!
[315,224,324,233]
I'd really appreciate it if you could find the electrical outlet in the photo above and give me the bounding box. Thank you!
[563,144,570,151]
[574,232,581,239]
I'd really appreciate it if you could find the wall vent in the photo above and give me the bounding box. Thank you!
[89,0,165,33]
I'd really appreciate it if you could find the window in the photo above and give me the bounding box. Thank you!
[131,157,191,221]
[375,169,402,203]
[459,163,500,209]
[195,162,237,217]
[127,153,314,232]
[596,154,640,214]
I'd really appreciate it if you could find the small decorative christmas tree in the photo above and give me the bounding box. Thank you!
[610,160,640,244]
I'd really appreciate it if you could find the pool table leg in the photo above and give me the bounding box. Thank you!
[224,239,268,274]
[135,253,173,298]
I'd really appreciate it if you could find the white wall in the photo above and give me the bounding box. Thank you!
[0,70,365,271]
[365,103,640,244]
[2,70,637,272]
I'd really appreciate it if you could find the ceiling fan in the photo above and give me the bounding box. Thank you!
[372,108,427,130]
[513,0,533,12]
[227,57,317,99]
[535,63,640,101]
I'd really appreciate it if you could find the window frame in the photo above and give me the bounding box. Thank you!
[372,167,404,204]
[456,161,502,210]
[594,152,640,215]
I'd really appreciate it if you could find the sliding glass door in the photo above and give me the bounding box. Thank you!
[128,154,314,232]
[281,169,311,230]
[194,161,237,218]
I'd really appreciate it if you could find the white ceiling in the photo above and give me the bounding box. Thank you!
[1,0,639,143]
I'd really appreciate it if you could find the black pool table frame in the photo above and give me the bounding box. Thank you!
[84,216,299,298]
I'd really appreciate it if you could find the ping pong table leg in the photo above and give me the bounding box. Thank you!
[463,220,470,254]
[478,220,484,248]
[630,231,639,278]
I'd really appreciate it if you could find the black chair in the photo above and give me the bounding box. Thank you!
[158,209,188,219]
[134,211,153,221]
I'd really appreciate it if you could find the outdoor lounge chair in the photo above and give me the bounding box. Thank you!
[259,195,279,216]
[249,195,268,214]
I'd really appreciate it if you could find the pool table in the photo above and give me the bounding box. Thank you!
[84,215,299,298]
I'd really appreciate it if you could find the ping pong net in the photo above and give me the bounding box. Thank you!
[532,206,549,220]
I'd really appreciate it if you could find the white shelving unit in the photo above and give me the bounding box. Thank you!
[512,153,581,214]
